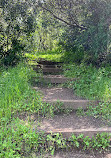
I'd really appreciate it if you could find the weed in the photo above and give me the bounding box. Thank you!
[63,63,111,101]
[25,49,64,63]
[0,63,66,157]
[86,102,111,123]
[63,63,111,121]
[46,133,66,155]
[76,108,85,116]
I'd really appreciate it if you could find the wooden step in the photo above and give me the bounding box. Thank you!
[42,68,63,74]
[32,67,63,74]
[42,65,62,68]
[43,65,56,68]
[37,59,63,65]
[45,127,111,138]
[42,75,76,84]
[32,111,111,138]
[42,99,98,110]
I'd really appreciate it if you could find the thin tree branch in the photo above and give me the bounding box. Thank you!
[40,5,87,30]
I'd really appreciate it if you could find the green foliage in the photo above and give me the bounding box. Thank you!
[0,119,45,158]
[64,63,111,101]
[29,10,64,53]
[1,38,24,66]
[0,63,111,157]
[25,48,64,65]
[0,0,36,66]
[60,47,85,64]
[57,0,111,65]
[0,63,39,124]
[46,133,66,155]
[70,133,111,151]
[1,123,111,158]
[86,102,111,122]
[0,63,65,126]
[64,63,111,121]
[0,63,65,157]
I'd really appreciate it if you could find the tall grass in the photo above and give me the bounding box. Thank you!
[64,63,111,121]
[64,63,111,101]
[0,63,65,157]
[0,63,43,125]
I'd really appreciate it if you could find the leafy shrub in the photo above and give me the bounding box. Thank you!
[1,39,24,66]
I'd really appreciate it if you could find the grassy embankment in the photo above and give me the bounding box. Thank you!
[63,63,111,121]
[0,63,62,157]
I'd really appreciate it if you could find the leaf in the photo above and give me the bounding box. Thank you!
[51,148,55,155]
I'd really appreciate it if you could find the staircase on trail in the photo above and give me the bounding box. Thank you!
[33,59,111,138]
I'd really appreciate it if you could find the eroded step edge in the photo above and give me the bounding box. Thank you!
[41,75,77,84]
[42,68,63,73]
[45,127,111,138]
[42,99,99,110]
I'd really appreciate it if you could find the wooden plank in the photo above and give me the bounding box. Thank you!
[42,75,76,84]
[42,99,98,110]
[42,68,63,73]
[45,127,111,138]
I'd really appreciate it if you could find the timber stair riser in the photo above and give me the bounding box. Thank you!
[32,59,63,74]
[33,64,62,68]
[42,68,63,74]
[42,100,99,110]
[45,127,111,138]
[33,67,63,74]
[40,76,77,84]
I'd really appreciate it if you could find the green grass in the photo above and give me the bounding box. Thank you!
[0,63,42,125]
[0,63,64,157]
[25,49,64,66]
[64,63,111,101]
[1,61,111,157]
[63,63,111,122]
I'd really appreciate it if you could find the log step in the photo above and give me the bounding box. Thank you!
[32,111,111,138]
[37,59,63,65]
[42,99,98,110]
[42,68,63,74]
[42,75,76,84]
[45,127,111,138]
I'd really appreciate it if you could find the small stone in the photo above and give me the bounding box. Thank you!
[105,154,111,158]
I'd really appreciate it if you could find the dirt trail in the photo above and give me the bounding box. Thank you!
[37,87,85,100]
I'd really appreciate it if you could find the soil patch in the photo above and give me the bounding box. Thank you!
[36,87,85,100]
[31,149,110,158]
[31,111,109,133]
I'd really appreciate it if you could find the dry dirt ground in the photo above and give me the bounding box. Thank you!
[31,150,111,158]
[36,87,85,100]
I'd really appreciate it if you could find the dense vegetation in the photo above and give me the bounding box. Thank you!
[0,0,111,157]
[1,0,111,66]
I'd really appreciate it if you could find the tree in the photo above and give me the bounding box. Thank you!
[38,0,111,65]
[0,0,37,66]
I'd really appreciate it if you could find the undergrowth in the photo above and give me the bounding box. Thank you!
[25,49,64,66]
[1,120,111,157]
[0,63,63,157]
[63,63,111,122]
[0,62,111,157]
[64,63,111,101]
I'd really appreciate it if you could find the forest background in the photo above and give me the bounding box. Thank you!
[0,0,111,66]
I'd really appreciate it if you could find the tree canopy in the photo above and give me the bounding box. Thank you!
[0,0,111,66]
